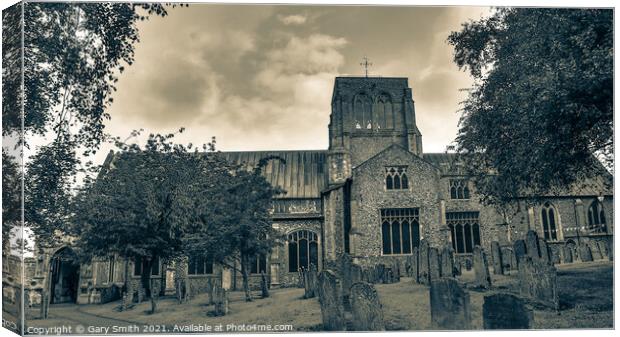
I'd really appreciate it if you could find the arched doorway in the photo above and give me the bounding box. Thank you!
[49,247,80,304]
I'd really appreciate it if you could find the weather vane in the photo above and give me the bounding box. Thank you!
[360,56,372,78]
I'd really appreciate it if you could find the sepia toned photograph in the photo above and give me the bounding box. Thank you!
[1,1,614,335]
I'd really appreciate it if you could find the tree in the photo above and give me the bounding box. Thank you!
[184,156,284,302]
[2,2,179,246]
[73,130,223,314]
[447,8,612,206]
[2,150,21,252]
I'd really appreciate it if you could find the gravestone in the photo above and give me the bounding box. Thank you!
[490,241,503,275]
[317,270,346,331]
[429,247,441,282]
[513,240,527,266]
[212,285,229,316]
[483,293,533,329]
[473,246,492,289]
[591,242,603,260]
[260,272,269,298]
[298,268,305,288]
[464,258,472,271]
[350,282,385,331]
[430,278,471,330]
[308,264,319,298]
[411,247,420,283]
[440,245,455,277]
[376,264,386,284]
[525,230,541,261]
[538,238,551,264]
[579,244,593,262]
[561,245,573,263]
[517,257,558,310]
[419,240,430,285]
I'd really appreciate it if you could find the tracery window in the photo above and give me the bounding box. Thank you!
[354,94,372,129]
[449,179,470,199]
[587,200,607,234]
[447,212,481,254]
[188,255,214,275]
[288,230,319,272]
[381,208,420,255]
[541,202,558,240]
[375,95,394,129]
[386,166,409,190]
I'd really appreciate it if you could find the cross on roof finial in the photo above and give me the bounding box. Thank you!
[360,56,372,78]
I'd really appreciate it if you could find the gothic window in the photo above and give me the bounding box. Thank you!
[133,256,161,276]
[354,94,372,129]
[541,202,559,240]
[288,230,319,272]
[375,95,394,129]
[449,179,470,199]
[386,166,409,190]
[250,253,268,274]
[188,255,214,275]
[381,208,420,255]
[587,200,607,234]
[447,212,481,254]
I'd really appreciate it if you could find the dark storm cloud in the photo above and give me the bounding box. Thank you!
[103,4,489,162]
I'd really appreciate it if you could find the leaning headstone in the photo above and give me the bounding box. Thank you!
[525,230,541,261]
[561,246,573,264]
[212,285,229,316]
[440,245,455,277]
[483,293,533,329]
[430,278,471,330]
[579,244,593,262]
[317,270,346,331]
[411,247,420,283]
[429,247,441,282]
[473,246,492,289]
[538,239,551,264]
[350,282,385,331]
[517,257,558,310]
[490,241,503,275]
[260,272,269,298]
[513,240,527,266]
[591,242,603,260]
[419,240,430,285]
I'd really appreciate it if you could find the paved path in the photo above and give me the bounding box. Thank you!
[29,304,143,334]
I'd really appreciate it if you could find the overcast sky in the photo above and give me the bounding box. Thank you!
[99,4,490,163]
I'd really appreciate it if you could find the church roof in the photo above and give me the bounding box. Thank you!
[221,150,328,199]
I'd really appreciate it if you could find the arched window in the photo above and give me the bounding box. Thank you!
[381,208,420,255]
[354,94,372,128]
[375,94,394,129]
[447,212,481,254]
[541,202,558,240]
[449,179,470,199]
[288,230,319,272]
[385,166,409,190]
[587,200,607,234]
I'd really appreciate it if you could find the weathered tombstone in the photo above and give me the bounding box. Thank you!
[419,240,430,285]
[538,238,551,264]
[393,262,401,282]
[207,278,215,305]
[350,282,385,331]
[429,247,441,282]
[517,257,558,310]
[440,245,455,277]
[411,247,420,283]
[317,270,346,331]
[525,230,541,261]
[260,272,269,298]
[513,240,527,266]
[490,241,503,275]
[473,246,492,289]
[430,278,471,330]
[308,264,319,299]
[579,243,593,262]
[483,293,533,329]
[212,285,229,316]
[561,245,573,263]
[591,242,603,260]
[405,255,413,277]
[298,268,305,288]
[454,258,462,275]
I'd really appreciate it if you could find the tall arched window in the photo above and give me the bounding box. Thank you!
[447,212,481,254]
[381,208,420,255]
[541,202,558,240]
[587,200,607,234]
[354,94,372,128]
[288,230,319,272]
[375,94,394,129]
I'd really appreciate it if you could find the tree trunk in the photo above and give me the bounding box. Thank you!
[140,257,153,299]
[149,278,158,314]
[241,254,252,302]
[122,256,133,311]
